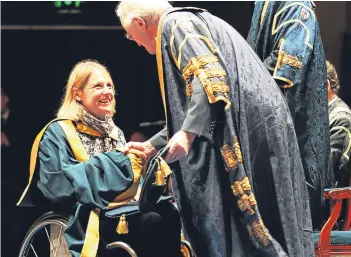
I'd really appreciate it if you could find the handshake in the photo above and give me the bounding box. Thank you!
[121,130,196,164]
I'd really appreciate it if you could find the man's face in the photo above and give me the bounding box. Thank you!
[123,18,157,55]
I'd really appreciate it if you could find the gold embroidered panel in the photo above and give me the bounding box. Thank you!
[182,55,219,81]
[182,55,231,109]
[276,51,302,70]
[231,177,257,215]
[221,139,243,170]
[186,84,192,97]
[237,193,257,215]
[233,136,243,164]
[247,218,273,246]
[230,177,272,246]
[222,145,238,169]
[231,177,251,196]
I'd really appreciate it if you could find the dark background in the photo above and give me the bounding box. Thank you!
[1,2,350,257]
[1,2,254,256]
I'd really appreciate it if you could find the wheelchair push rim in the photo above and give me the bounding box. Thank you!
[18,217,68,257]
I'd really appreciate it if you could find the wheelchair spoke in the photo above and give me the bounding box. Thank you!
[30,244,39,257]
[53,225,64,257]
[44,226,55,254]
[19,217,70,257]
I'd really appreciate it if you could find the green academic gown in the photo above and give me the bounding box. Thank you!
[18,119,143,257]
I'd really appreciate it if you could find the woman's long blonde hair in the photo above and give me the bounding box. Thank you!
[57,60,116,121]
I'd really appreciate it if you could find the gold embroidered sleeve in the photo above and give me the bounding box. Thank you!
[182,55,231,110]
[169,18,231,109]
[270,2,316,88]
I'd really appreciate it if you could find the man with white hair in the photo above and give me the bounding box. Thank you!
[117,1,314,256]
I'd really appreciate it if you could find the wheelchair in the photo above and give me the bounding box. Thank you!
[18,205,194,257]
[18,146,194,257]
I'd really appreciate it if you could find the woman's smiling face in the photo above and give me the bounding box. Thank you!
[77,68,115,120]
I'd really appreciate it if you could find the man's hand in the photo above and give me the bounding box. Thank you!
[122,141,157,162]
[165,130,196,163]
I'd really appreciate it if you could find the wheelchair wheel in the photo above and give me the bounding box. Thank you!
[18,212,69,257]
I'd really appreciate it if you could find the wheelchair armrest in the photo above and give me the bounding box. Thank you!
[105,201,140,218]
[324,187,351,200]
[104,196,174,218]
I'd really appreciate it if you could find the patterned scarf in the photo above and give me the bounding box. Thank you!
[81,109,115,136]
[77,109,126,157]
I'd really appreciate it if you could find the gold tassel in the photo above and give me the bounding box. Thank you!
[154,169,166,186]
[153,159,166,186]
[159,157,172,178]
[116,214,129,234]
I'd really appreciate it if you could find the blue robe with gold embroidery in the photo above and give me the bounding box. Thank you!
[18,120,139,257]
[247,1,333,229]
[154,7,314,257]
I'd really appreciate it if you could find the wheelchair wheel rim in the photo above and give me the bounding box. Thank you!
[18,219,68,257]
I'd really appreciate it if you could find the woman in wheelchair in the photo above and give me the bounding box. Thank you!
[17,60,182,257]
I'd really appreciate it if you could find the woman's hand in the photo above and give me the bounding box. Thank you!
[122,141,157,162]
